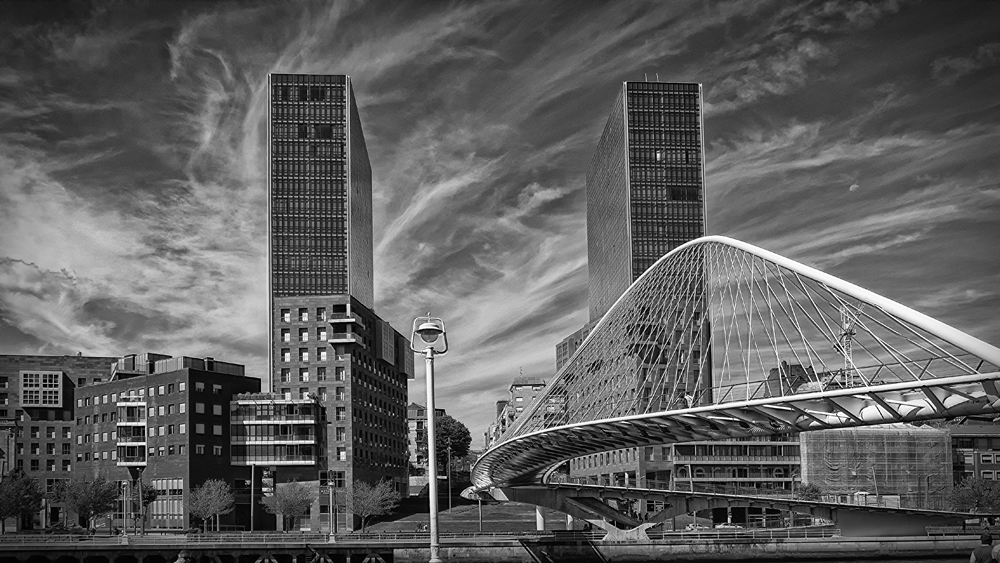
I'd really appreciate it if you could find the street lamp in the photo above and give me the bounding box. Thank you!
[411,314,448,563]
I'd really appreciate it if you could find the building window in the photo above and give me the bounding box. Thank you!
[195,382,205,392]
[318,327,328,341]
[299,368,309,382]
[983,454,994,465]
[318,349,328,362]
[158,385,165,396]
[319,387,327,401]
[213,445,223,456]
[336,427,346,441]
[213,404,222,416]
[299,328,309,342]
[180,423,186,434]
[168,425,174,435]
[180,403,186,413]
[983,471,995,480]
[282,349,291,362]
[179,445,186,455]
[335,367,346,381]
[168,404,174,415]
[195,444,205,455]
[335,387,345,401]
[213,425,222,436]
[158,406,165,416]
[299,388,309,399]
[299,308,308,322]
[316,307,326,321]
[195,424,205,434]
[168,384,174,394]
[299,349,309,362]
[281,368,291,382]
[179,382,186,392]
[281,328,291,342]
[62,443,70,455]
[212,384,221,395]
[335,407,346,421]
[168,445,175,455]
[61,459,70,471]
[30,459,39,471]
[196,403,205,414]
[336,447,347,461]
[281,309,290,323]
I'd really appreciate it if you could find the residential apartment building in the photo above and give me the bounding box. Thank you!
[950,422,1000,484]
[484,377,547,449]
[555,320,598,372]
[268,73,413,527]
[0,353,117,530]
[73,353,260,530]
[406,402,444,495]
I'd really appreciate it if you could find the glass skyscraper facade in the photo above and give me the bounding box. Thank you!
[268,74,373,307]
[587,81,706,321]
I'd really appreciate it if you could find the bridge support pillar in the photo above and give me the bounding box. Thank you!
[536,506,545,531]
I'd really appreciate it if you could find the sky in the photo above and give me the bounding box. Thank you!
[1,0,998,447]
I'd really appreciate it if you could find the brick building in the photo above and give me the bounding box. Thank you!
[73,353,260,530]
[0,353,117,530]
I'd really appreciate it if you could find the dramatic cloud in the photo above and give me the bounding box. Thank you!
[1,0,997,444]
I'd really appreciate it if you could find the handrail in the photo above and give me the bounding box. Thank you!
[0,527,843,546]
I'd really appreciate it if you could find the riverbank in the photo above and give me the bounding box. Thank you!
[394,535,979,562]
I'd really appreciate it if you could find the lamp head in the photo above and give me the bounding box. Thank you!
[411,315,448,353]
[416,321,444,343]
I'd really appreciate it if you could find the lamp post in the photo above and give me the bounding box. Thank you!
[411,314,448,563]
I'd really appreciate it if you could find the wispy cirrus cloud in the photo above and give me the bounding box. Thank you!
[1,0,998,443]
[931,42,1000,85]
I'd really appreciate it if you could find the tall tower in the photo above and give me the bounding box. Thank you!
[586,81,706,321]
[266,74,412,528]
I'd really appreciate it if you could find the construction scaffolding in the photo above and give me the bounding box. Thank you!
[799,424,952,511]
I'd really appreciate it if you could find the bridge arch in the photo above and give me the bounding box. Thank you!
[469,236,1000,494]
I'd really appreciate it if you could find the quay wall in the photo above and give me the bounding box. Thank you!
[395,536,981,562]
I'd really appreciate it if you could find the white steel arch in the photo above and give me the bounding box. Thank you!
[469,236,1000,492]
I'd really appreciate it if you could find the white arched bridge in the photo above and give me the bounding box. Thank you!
[465,236,1000,535]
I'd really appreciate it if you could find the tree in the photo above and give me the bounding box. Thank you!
[52,477,119,530]
[136,481,158,534]
[796,483,824,501]
[0,472,44,533]
[416,414,472,469]
[188,479,235,532]
[952,478,1000,513]
[348,479,400,531]
[260,481,313,531]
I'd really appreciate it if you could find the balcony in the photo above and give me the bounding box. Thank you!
[116,435,147,445]
[328,332,358,344]
[329,313,365,330]
[230,455,317,466]
[116,446,146,467]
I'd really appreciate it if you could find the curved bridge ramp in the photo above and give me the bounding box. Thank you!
[466,236,1000,526]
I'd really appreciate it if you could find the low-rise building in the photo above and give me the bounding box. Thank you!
[0,353,118,530]
[74,353,260,530]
